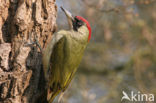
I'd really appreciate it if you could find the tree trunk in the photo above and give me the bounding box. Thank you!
[0,0,57,103]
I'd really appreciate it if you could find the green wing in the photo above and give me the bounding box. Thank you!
[42,33,65,81]
[42,30,87,103]
[48,36,66,103]
[42,31,67,102]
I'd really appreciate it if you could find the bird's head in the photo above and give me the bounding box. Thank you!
[61,7,91,41]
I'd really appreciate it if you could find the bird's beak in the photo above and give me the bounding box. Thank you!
[61,7,74,29]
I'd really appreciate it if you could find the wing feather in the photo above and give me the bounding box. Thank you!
[42,33,65,81]
[42,32,67,103]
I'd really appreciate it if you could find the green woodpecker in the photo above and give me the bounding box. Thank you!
[42,7,91,103]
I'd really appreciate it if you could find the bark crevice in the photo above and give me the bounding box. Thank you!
[0,0,57,103]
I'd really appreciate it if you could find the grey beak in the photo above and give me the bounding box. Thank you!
[61,7,74,29]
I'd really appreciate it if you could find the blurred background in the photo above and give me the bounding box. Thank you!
[55,0,156,103]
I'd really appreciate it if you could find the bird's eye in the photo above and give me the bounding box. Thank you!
[73,17,84,31]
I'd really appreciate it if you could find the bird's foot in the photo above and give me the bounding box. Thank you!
[24,33,42,52]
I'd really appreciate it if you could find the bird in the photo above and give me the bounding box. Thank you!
[42,7,91,103]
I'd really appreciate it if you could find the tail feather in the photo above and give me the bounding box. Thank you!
[47,88,61,103]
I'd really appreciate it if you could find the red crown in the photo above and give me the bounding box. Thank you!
[76,16,91,41]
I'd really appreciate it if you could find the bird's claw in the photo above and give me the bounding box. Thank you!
[24,33,42,52]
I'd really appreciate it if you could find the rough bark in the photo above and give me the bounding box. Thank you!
[0,0,57,103]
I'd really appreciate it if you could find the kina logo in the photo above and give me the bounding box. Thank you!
[121,91,154,102]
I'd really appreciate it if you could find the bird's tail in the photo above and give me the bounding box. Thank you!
[47,88,61,103]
